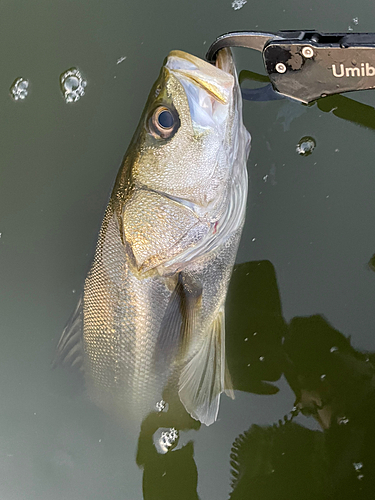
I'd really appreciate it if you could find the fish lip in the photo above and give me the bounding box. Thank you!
[165,50,234,105]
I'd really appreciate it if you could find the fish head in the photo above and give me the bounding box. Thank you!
[122,49,249,213]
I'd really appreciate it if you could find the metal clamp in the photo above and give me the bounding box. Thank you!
[207,31,375,103]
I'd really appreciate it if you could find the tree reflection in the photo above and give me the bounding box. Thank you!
[230,312,375,499]
[229,420,326,499]
[226,260,286,396]
[284,315,375,498]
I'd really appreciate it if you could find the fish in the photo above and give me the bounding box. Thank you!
[56,48,251,426]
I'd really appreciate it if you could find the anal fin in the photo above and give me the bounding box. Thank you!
[178,306,233,426]
[53,296,84,372]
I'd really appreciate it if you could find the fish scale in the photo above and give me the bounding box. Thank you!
[84,209,173,416]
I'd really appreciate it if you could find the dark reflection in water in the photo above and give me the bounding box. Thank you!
[315,94,375,131]
[225,263,327,499]
[226,261,286,396]
[229,420,326,499]
[228,294,375,499]
[284,315,375,498]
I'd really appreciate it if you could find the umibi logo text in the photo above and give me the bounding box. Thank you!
[332,63,375,78]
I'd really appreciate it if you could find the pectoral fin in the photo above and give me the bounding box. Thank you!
[154,274,202,367]
[178,306,233,426]
[53,296,84,372]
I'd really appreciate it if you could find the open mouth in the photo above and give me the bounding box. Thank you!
[165,50,234,103]
[165,50,235,129]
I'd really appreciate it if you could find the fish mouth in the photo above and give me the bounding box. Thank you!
[165,50,235,129]
[165,50,234,104]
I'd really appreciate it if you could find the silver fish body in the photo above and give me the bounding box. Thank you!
[57,49,251,426]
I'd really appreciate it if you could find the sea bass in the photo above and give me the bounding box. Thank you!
[57,49,251,426]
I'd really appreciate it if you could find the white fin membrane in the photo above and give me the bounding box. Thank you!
[178,306,233,425]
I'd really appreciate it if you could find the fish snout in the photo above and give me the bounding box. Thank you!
[165,50,234,105]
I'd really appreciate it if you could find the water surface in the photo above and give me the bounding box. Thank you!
[1,0,375,498]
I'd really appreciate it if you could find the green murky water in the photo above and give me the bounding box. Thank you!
[1,0,375,498]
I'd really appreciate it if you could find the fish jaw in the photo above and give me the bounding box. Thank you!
[165,50,234,105]
[165,50,235,133]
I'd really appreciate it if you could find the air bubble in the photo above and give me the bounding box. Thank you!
[296,136,316,156]
[10,77,29,101]
[338,416,349,425]
[259,356,265,362]
[353,462,364,480]
[156,399,167,412]
[291,406,300,418]
[231,0,247,10]
[60,68,87,103]
[158,428,179,453]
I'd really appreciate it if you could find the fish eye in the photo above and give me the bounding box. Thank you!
[149,106,179,139]
[157,109,174,128]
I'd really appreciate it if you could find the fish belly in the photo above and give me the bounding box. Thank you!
[83,208,173,418]
[82,204,243,423]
